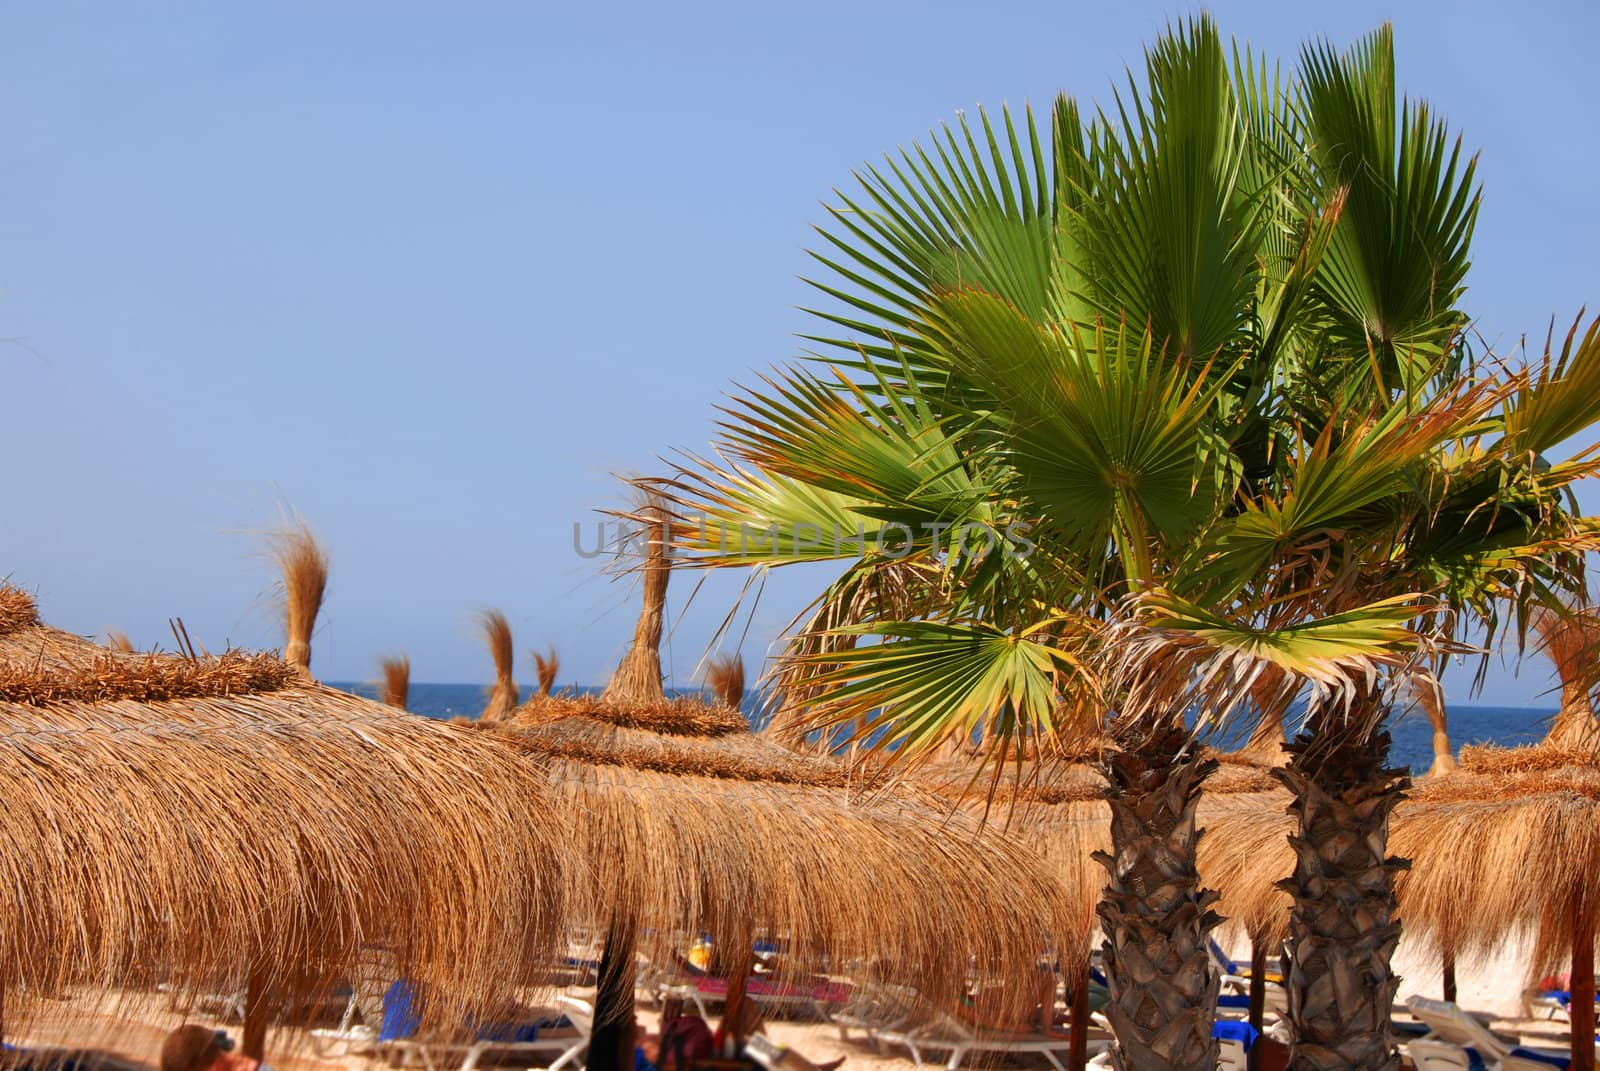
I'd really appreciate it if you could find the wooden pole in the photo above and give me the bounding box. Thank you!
[1574,901,1595,1071]
[1248,940,1267,1036]
[723,950,754,1053]
[1442,951,1458,1004]
[240,968,269,1061]
[590,918,638,1071]
[1069,960,1090,1071]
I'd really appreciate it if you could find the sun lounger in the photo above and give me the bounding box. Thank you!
[877,1013,1078,1071]
[829,982,922,1052]
[327,979,588,1071]
[1406,996,1574,1071]
[839,983,1092,1071]
[1407,1039,1481,1071]
[656,966,851,1024]
[1206,939,1287,1016]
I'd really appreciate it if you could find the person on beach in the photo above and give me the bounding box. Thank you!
[158,1026,258,1071]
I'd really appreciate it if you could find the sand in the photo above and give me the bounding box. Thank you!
[6,934,1582,1071]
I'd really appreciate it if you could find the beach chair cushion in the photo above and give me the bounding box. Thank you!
[1213,1020,1259,1051]
[1507,1048,1570,1069]
[380,980,422,1042]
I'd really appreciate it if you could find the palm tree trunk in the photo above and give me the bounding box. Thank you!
[1274,702,1409,1071]
[1095,716,1221,1071]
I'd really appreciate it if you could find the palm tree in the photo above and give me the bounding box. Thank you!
[646,19,1600,1071]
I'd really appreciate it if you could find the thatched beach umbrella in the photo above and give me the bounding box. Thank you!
[479,508,1080,1071]
[0,584,571,1049]
[485,695,1079,1069]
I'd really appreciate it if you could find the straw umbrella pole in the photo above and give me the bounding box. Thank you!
[591,506,671,1071]
[479,610,519,719]
[248,524,329,1056]
[380,654,411,710]
[0,585,572,1044]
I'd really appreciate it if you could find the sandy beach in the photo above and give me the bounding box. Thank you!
[7,930,1584,1071]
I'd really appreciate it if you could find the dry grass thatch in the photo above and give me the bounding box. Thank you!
[106,630,134,654]
[600,503,669,704]
[1187,754,1600,983]
[482,703,1080,1008]
[478,610,518,719]
[532,647,559,697]
[0,683,572,1028]
[380,653,410,710]
[0,591,573,1033]
[515,692,747,737]
[501,699,846,785]
[0,586,38,634]
[269,521,328,680]
[0,650,294,704]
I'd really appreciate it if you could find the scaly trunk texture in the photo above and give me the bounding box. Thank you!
[1274,705,1409,1071]
[1095,717,1221,1071]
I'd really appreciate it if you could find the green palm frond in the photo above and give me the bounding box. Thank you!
[1299,23,1480,396]
[648,460,894,566]
[717,364,994,527]
[1500,313,1600,459]
[789,619,1097,763]
[1069,15,1277,362]
[801,101,1061,383]
[926,291,1245,577]
[1195,379,1503,592]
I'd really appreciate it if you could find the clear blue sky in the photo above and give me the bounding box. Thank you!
[2,1,1594,709]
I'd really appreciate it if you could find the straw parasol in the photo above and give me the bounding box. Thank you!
[0,583,571,1047]
[476,507,1081,1071]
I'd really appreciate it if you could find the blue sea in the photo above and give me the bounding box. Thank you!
[329,681,1559,775]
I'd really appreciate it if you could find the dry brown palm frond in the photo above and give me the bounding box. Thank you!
[268,520,329,680]
[0,649,296,703]
[105,630,134,654]
[380,653,411,710]
[760,561,932,749]
[704,654,744,710]
[601,500,669,704]
[478,610,518,719]
[0,586,38,634]
[532,647,559,697]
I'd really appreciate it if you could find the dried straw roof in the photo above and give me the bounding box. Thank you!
[487,691,1080,1004]
[1195,743,1600,977]
[0,585,569,1026]
[904,749,1283,951]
